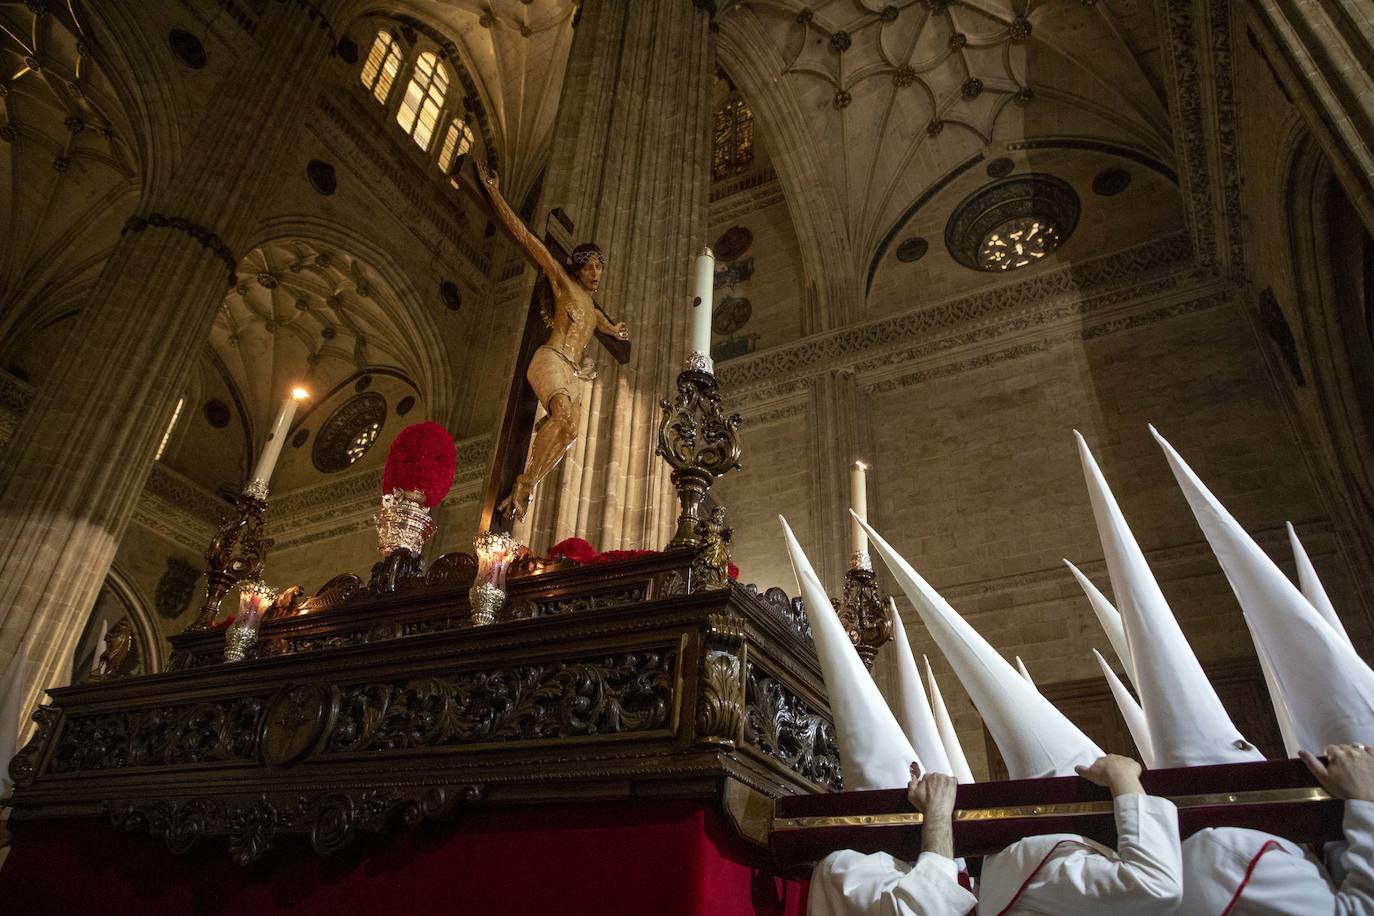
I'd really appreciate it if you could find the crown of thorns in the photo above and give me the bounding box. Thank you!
[570,248,606,268]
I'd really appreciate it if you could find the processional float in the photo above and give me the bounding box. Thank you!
[0,161,1346,914]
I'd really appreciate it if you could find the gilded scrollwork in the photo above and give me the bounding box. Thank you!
[744,665,841,791]
[324,651,675,753]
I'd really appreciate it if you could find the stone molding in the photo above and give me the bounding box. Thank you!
[309,92,490,282]
[132,465,226,553]
[717,232,1199,401]
[709,169,785,225]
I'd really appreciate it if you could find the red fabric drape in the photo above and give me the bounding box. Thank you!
[0,800,807,916]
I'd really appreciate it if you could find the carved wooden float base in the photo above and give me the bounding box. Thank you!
[5,552,832,867]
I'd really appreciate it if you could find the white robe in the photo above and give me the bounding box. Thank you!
[808,849,978,916]
[1180,799,1374,914]
[977,794,1181,915]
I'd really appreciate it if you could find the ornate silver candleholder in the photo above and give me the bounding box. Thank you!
[837,552,891,671]
[223,580,275,662]
[656,360,742,548]
[370,488,437,594]
[470,531,516,625]
[187,491,273,631]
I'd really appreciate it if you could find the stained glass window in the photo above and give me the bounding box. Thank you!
[713,98,754,181]
[360,31,402,106]
[396,52,450,152]
[346,421,381,464]
[978,217,1062,271]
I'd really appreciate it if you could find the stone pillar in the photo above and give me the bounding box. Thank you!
[526,0,714,552]
[0,2,340,726]
[1248,0,1374,232]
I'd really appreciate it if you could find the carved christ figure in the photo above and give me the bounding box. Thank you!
[481,167,631,522]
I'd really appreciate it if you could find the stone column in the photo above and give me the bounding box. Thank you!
[0,2,340,726]
[525,0,714,552]
[1249,0,1374,231]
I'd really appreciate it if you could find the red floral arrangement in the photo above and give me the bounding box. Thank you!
[382,421,457,508]
[549,537,738,579]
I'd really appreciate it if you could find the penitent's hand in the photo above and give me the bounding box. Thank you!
[1301,744,1374,803]
[907,765,958,818]
[908,764,958,860]
[613,321,630,341]
[1075,754,1145,797]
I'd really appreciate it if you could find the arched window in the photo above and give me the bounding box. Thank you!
[154,397,184,462]
[397,52,450,152]
[437,117,475,175]
[713,97,754,181]
[360,31,402,105]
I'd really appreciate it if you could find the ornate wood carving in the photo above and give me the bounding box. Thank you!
[261,683,337,766]
[325,651,675,754]
[107,784,483,865]
[744,664,841,791]
[50,696,267,773]
[9,559,833,865]
[698,615,746,744]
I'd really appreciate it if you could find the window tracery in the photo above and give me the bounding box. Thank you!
[437,117,474,175]
[360,31,402,105]
[713,97,754,181]
[396,52,449,152]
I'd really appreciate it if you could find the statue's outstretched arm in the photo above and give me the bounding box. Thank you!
[480,166,566,285]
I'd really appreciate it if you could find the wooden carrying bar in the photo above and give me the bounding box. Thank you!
[772,759,1344,862]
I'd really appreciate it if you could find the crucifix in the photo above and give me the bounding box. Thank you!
[451,156,632,535]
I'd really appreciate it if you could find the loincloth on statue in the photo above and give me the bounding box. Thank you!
[527,345,595,427]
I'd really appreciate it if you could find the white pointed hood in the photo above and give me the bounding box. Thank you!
[1076,430,1262,767]
[1092,649,1156,768]
[1249,614,1300,758]
[780,517,919,789]
[924,656,975,784]
[857,514,1102,779]
[886,599,955,777]
[1152,427,1374,751]
[1065,559,1137,686]
[1287,522,1352,647]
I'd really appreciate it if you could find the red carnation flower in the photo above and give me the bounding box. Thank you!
[549,537,598,565]
[382,421,457,508]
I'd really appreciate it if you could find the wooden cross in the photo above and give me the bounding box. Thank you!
[450,156,631,536]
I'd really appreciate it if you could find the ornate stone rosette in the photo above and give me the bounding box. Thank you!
[375,489,437,556]
[656,368,743,548]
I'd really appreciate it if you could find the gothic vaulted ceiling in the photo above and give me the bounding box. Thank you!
[210,240,439,462]
[716,0,1175,298]
[0,0,140,346]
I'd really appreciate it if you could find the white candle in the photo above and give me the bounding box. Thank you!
[248,387,309,493]
[90,619,108,674]
[691,246,715,358]
[850,460,869,557]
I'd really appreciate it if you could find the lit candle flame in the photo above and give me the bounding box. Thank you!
[291,387,310,401]
[855,460,868,471]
